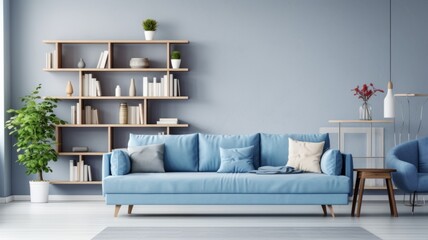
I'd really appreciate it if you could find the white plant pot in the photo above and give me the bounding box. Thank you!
[144,31,155,40]
[29,181,49,203]
[171,59,181,69]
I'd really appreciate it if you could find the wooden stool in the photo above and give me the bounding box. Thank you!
[351,168,398,217]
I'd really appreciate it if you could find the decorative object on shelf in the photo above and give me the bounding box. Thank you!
[66,81,73,96]
[115,85,121,97]
[171,51,181,69]
[119,103,128,124]
[352,83,384,120]
[142,19,157,40]
[5,84,66,203]
[129,58,149,68]
[129,78,136,96]
[77,58,86,68]
[384,81,394,118]
[72,146,89,152]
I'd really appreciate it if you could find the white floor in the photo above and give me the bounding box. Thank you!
[1,200,428,240]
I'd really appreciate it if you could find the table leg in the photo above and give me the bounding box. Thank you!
[351,173,361,216]
[356,177,365,217]
[386,178,398,217]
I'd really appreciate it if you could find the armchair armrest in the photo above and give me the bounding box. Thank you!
[386,153,418,193]
[102,153,112,195]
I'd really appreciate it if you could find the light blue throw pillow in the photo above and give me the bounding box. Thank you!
[110,149,131,176]
[217,146,255,173]
[320,149,342,176]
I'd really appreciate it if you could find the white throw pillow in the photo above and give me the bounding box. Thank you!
[286,138,325,173]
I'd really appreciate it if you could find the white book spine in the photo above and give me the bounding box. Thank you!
[73,166,78,181]
[96,51,103,68]
[76,103,81,124]
[143,77,149,96]
[83,74,89,96]
[79,161,84,182]
[83,165,88,182]
[128,106,132,124]
[100,50,109,68]
[148,83,153,97]
[96,81,102,96]
[71,106,76,124]
[139,103,144,124]
[174,78,178,97]
[85,106,92,124]
[177,78,181,96]
[53,50,57,68]
[69,160,74,182]
[88,166,92,182]
[153,77,158,97]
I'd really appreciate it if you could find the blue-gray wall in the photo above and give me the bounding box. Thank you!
[5,0,428,195]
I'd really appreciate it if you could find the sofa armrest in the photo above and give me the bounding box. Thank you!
[102,153,112,195]
[341,153,353,196]
[386,153,418,193]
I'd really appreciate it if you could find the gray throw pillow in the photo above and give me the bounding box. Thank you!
[128,143,165,173]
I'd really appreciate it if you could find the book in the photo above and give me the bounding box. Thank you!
[96,51,104,68]
[148,82,153,97]
[71,106,76,124]
[139,103,144,124]
[85,106,92,124]
[69,160,74,182]
[142,77,149,96]
[88,166,92,181]
[153,77,158,97]
[83,165,88,182]
[92,109,99,124]
[173,78,178,96]
[100,50,109,69]
[76,103,81,124]
[73,166,78,182]
[96,81,102,96]
[79,161,84,182]
[83,74,89,96]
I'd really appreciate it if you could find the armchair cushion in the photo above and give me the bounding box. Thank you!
[418,137,428,173]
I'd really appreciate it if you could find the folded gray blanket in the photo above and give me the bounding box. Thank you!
[249,166,303,174]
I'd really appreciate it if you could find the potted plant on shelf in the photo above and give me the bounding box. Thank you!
[171,50,181,69]
[142,19,158,40]
[5,84,65,203]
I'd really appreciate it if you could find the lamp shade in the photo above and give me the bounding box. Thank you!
[384,80,395,118]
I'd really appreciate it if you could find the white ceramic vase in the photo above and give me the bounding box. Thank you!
[129,78,136,96]
[29,181,49,203]
[144,31,155,40]
[171,59,181,69]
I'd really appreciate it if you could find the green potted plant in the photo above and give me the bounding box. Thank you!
[171,50,181,69]
[5,84,65,203]
[142,19,158,40]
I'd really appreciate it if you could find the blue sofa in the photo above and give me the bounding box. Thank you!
[102,133,353,217]
[386,137,428,213]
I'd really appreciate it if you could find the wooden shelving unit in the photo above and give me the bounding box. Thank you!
[45,39,190,185]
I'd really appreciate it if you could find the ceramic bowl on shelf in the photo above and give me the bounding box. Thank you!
[129,58,149,68]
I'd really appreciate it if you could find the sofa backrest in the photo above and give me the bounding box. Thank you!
[418,137,428,173]
[128,133,199,172]
[198,133,261,172]
[260,133,330,166]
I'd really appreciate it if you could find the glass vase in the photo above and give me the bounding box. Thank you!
[359,101,372,120]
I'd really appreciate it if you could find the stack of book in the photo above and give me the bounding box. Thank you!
[142,74,181,97]
[96,50,109,69]
[71,104,99,124]
[82,74,102,97]
[45,50,58,69]
[69,160,92,182]
[127,104,144,124]
[156,118,178,125]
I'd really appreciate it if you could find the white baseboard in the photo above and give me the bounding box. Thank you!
[9,195,104,202]
[0,196,14,204]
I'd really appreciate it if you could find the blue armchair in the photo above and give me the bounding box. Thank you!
[386,137,428,213]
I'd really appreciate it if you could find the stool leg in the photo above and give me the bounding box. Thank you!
[386,178,398,217]
[356,178,365,217]
[412,192,416,215]
[351,174,361,217]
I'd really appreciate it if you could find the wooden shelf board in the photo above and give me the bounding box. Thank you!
[58,152,105,156]
[44,68,189,72]
[48,96,189,100]
[49,181,102,185]
[43,40,189,44]
[394,93,428,97]
[56,124,189,128]
[328,120,394,123]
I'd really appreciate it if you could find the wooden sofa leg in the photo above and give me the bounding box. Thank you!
[321,205,327,216]
[327,205,335,217]
[128,205,134,215]
[114,205,121,217]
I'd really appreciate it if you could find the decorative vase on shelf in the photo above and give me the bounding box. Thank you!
[129,78,136,96]
[77,58,85,68]
[115,85,121,97]
[144,31,155,40]
[359,101,372,120]
[66,81,73,96]
[119,103,128,124]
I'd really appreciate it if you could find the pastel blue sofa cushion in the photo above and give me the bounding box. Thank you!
[320,149,342,176]
[103,172,350,194]
[128,133,198,172]
[260,133,330,166]
[110,149,131,176]
[218,146,255,173]
[198,133,260,172]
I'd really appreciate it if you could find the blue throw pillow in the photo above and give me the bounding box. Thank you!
[217,146,255,173]
[110,149,131,176]
[320,149,342,176]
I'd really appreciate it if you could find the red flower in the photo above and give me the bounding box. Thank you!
[351,83,384,102]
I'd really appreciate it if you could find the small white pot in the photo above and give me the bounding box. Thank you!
[29,181,49,203]
[144,31,155,40]
[171,59,181,69]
